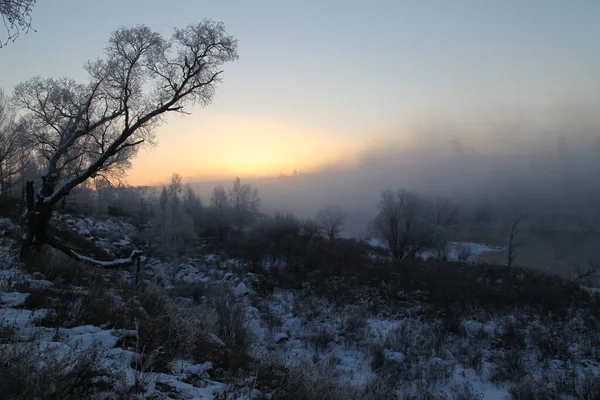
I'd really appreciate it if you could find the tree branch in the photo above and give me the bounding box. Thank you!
[44,235,143,269]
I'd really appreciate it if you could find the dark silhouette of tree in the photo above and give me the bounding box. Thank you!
[316,205,348,240]
[371,189,435,259]
[210,184,230,240]
[229,177,260,233]
[16,20,238,266]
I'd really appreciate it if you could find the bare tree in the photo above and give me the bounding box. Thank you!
[0,88,19,197]
[183,183,203,232]
[15,21,238,266]
[429,197,459,261]
[136,185,151,220]
[371,189,435,259]
[211,185,228,209]
[167,172,183,204]
[432,198,459,228]
[210,184,230,240]
[371,190,403,259]
[506,207,524,268]
[0,0,36,48]
[153,174,197,258]
[300,218,322,240]
[316,205,348,240]
[229,177,260,233]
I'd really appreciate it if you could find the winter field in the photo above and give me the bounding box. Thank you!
[2,2,600,399]
[2,212,600,400]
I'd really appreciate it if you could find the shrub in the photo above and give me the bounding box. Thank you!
[212,289,252,363]
[370,344,387,371]
[0,343,105,399]
[450,382,483,400]
[169,283,208,303]
[256,299,283,330]
[305,238,371,277]
[493,319,526,351]
[420,358,455,392]
[342,307,368,344]
[528,324,570,363]
[454,343,484,375]
[509,379,561,400]
[305,325,335,354]
[489,346,526,383]
[266,362,363,400]
[25,249,98,287]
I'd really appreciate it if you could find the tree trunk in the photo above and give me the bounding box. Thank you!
[21,180,54,258]
[20,180,142,269]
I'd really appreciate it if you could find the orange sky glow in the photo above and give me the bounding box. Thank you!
[125,113,365,186]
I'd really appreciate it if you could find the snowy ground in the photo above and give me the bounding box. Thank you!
[2,214,600,399]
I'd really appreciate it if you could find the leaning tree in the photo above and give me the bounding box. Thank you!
[14,20,238,266]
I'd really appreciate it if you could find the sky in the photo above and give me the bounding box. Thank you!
[2,0,600,185]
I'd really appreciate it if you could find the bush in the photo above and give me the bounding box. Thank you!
[134,286,200,370]
[305,325,335,354]
[528,324,570,363]
[265,362,363,400]
[455,343,484,375]
[212,289,251,365]
[25,249,98,287]
[169,283,208,303]
[370,344,387,371]
[305,238,371,277]
[0,343,105,399]
[509,379,561,400]
[342,307,368,345]
[493,319,526,351]
[450,382,483,400]
[490,346,525,383]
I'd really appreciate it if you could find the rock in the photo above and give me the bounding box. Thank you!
[0,292,29,307]
[274,332,289,344]
[233,282,249,296]
[192,333,231,368]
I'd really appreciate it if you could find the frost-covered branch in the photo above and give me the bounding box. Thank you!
[0,0,36,48]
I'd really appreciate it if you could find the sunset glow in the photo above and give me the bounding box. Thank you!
[126,113,364,185]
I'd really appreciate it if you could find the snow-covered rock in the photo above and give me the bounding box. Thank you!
[233,282,249,296]
[274,332,289,344]
[0,292,29,307]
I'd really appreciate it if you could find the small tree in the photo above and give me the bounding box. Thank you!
[432,197,459,228]
[168,173,183,201]
[429,197,460,261]
[183,184,203,232]
[371,189,435,259]
[0,88,19,197]
[149,174,197,258]
[16,20,238,266]
[229,177,260,233]
[316,205,348,240]
[210,184,230,240]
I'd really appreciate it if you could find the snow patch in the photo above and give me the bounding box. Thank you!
[0,292,29,307]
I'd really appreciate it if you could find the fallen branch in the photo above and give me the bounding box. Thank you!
[44,236,143,269]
